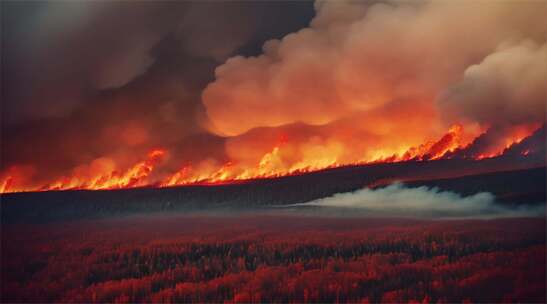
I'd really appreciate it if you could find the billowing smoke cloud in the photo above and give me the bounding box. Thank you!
[1,2,314,189]
[202,0,547,166]
[1,1,546,192]
[203,0,546,136]
[2,1,314,122]
[440,40,547,127]
[287,183,544,219]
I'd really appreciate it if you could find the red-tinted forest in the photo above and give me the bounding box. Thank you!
[1,216,545,303]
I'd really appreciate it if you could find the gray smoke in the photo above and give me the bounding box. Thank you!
[287,183,544,219]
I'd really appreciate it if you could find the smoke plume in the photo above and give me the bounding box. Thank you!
[203,0,546,137]
[1,1,546,192]
[440,40,547,128]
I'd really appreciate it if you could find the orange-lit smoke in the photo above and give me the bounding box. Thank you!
[203,1,546,137]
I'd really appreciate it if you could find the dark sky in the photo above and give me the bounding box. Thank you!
[2,1,314,123]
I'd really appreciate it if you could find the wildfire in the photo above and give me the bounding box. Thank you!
[1,150,166,193]
[0,125,540,194]
[473,124,541,160]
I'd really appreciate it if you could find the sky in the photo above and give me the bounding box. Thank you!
[1,0,545,192]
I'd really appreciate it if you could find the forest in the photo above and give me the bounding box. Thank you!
[2,216,545,303]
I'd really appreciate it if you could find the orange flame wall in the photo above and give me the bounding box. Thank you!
[0,123,540,193]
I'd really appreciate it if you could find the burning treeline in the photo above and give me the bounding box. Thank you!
[1,1,546,193]
[1,124,543,193]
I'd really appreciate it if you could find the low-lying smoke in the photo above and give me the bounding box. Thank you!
[287,183,544,219]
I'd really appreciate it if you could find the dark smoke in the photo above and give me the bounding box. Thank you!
[1,1,314,183]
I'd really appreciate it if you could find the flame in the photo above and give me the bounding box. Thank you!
[0,125,539,193]
[1,149,166,193]
[47,149,166,190]
[473,124,540,160]
[372,124,464,163]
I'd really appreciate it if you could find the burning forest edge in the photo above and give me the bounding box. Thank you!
[1,125,544,194]
[2,162,544,223]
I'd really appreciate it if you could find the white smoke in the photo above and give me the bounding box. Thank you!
[440,40,547,127]
[288,183,544,219]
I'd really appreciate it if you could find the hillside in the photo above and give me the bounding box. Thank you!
[1,158,545,223]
